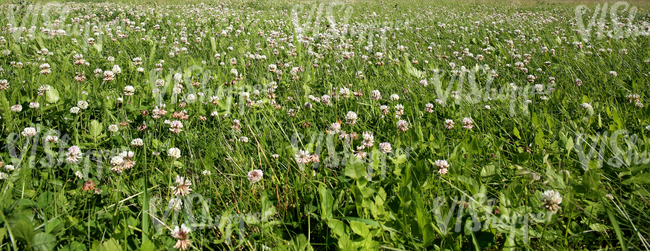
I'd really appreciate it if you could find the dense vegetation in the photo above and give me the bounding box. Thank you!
[0,0,649,250]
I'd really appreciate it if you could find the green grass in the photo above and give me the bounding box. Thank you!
[0,0,649,250]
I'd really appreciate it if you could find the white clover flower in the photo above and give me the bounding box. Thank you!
[394,104,405,117]
[124,86,135,96]
[0,79,8,90]
[131,138,143,146]
[371,90,382,101]
[362,131,374,148]
[70,107,81,114]
[445,119,454,129]
[247,169,263,183]
[397,120,409,132]
[22,127,36,137]
[202,170,211,176]
[110,156,124,166]
[112,65,122,74]
[77,101,89,109]
[170,224,192,250]
[66,146,82,164]
[390,94,400,101]
[330,122,341,133]
[11,105,22,112]
[108,124,119,132]
[295,150,311,164]
[345,111,358,125]
[168,148,181,159]
[462,117,474,129]
[541,190,562,213]
[173,73,183,82]
[103,71,115,81]
[434,159,449,169]
[321,95,332,106]
[379,142,392,153]
[425,103,434,113]
[171,176,192,196]
[29,102,39,109]
[339,87,351,98]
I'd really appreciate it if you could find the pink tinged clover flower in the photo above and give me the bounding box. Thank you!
[171,224,192,250]
[247,169,263,183]
[66,146,82,164]
[171,176,192,197]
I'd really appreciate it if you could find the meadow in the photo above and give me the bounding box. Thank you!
[0,0,649,250]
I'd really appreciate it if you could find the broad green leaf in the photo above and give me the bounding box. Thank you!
[139,240,155,251]
[46,88,60,104]
[31,232,56,251]
[12,219,35,244]
[337,235,355,250]
[98,238,123,251]
[45,218,64,235]
[290,234,313,251]
[611,109,623,130]
[589,223,610,232]
[318,184,334,220]
[623,173,650,185]
[532,113,540,127]
[327,219,346,238]
[565,136,574,152]
[90,120,103,138]
[0,227,6,246]
[349,221,370,238]
[261,192,277,222]
[390,154,407,165]
[480,165,496,177]
[345,158,366,180]
[512,127,521,140]
[535,129,545,148]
